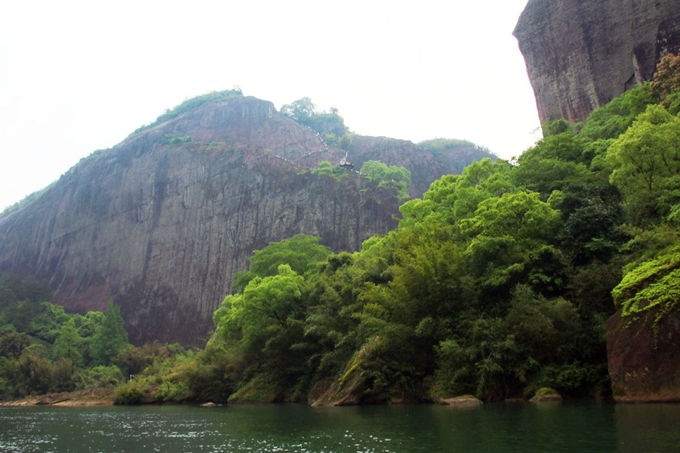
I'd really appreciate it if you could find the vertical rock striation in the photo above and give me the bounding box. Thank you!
[0,95,489,344]
[514,0,680,124]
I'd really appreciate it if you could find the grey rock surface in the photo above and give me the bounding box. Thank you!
[515,0,680,124]
[0,96,487,344]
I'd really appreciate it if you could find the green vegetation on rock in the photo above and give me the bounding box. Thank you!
[4,55,680,406]
[130,88,243,136]
[360,160,412,201]
[280,97,354,150]
[180,58,680,404]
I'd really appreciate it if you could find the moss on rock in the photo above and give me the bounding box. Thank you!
[228,376,280,403]
[439,395,483,406]
[530,387,563,402]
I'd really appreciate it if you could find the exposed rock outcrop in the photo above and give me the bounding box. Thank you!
[438,395,483,406]
[0,95,489,344]
[514,0,680,124]
[308,370,379,406]
[529,388,563,403]
[606,310,680,403]
[227,375,283,404]
[0,389,115,406]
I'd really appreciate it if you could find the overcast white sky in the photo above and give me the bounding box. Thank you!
[0,0,539,211]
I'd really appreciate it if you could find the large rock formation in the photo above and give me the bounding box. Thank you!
[0,95,488,344]
[514,0,680,124]
[607,310,680,402]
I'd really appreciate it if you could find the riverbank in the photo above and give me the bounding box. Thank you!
[0,389,115,407]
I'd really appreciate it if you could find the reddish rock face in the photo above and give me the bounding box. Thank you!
[606,310,680,402]
[514,0,680,124]
[0,96,488,345]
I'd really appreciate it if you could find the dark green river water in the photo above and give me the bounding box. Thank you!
[1,402,679,452]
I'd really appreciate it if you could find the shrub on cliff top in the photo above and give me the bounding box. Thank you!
[130,88,243,136]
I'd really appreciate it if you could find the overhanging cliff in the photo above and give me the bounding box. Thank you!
[514,0,680,124]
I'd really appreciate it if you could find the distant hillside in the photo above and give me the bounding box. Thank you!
[418,139,496,174]
[0,92,493,344]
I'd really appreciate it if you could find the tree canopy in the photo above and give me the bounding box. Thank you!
[5,55,680,404]
[280,97,353,149]
[185,58,680,403]
[360,161,412,201]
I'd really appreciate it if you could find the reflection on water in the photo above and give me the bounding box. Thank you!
[615,404,680,453]
[0,402,678,452]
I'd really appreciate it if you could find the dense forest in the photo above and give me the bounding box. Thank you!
[1,54,679,405]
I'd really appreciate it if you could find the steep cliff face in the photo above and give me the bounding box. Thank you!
[607,310,680,402]
[0,95,484,344]
[514,0,680,124]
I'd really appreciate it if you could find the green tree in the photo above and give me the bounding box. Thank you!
[360,161,412,200]
[51,358,76,393]
[512,132,598,197]
[606,104,680,225]
[52,318,84,367]
[310,160,335,176]
[579,83,656,141]
[280,97,316,122]
[280,97,349,138]
[0,331,32,359]
[550,184,625,265]
[233,234,331,290]
[651,53,680,108]
[309,161,349,179]
[75,311,104,365]
[215,265,304,348]
[91,301,129,365]
[212,265,309,394]
[29,302,69,343]
[409,158,514,227]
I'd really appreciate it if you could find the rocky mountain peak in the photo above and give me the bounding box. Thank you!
[0,93,493,344]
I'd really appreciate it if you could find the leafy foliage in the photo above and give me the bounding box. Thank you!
[360,161,412,201]
[309,160,349,179]
[417,139,496,173]
[233,234,331,290]
[606,105,680,225]
[578,84,656,142]
[0,276,140,401]
[91,301,129,365]
[184,80,680,404]
[52,319,85,366]
[651,53,680,110]
[7,74,680,405]
[113,382,147,405]
[280,98,353,149]
[612,244,680,326]
[160,134,192,146]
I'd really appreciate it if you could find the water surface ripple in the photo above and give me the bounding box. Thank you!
[1,402,679,452]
